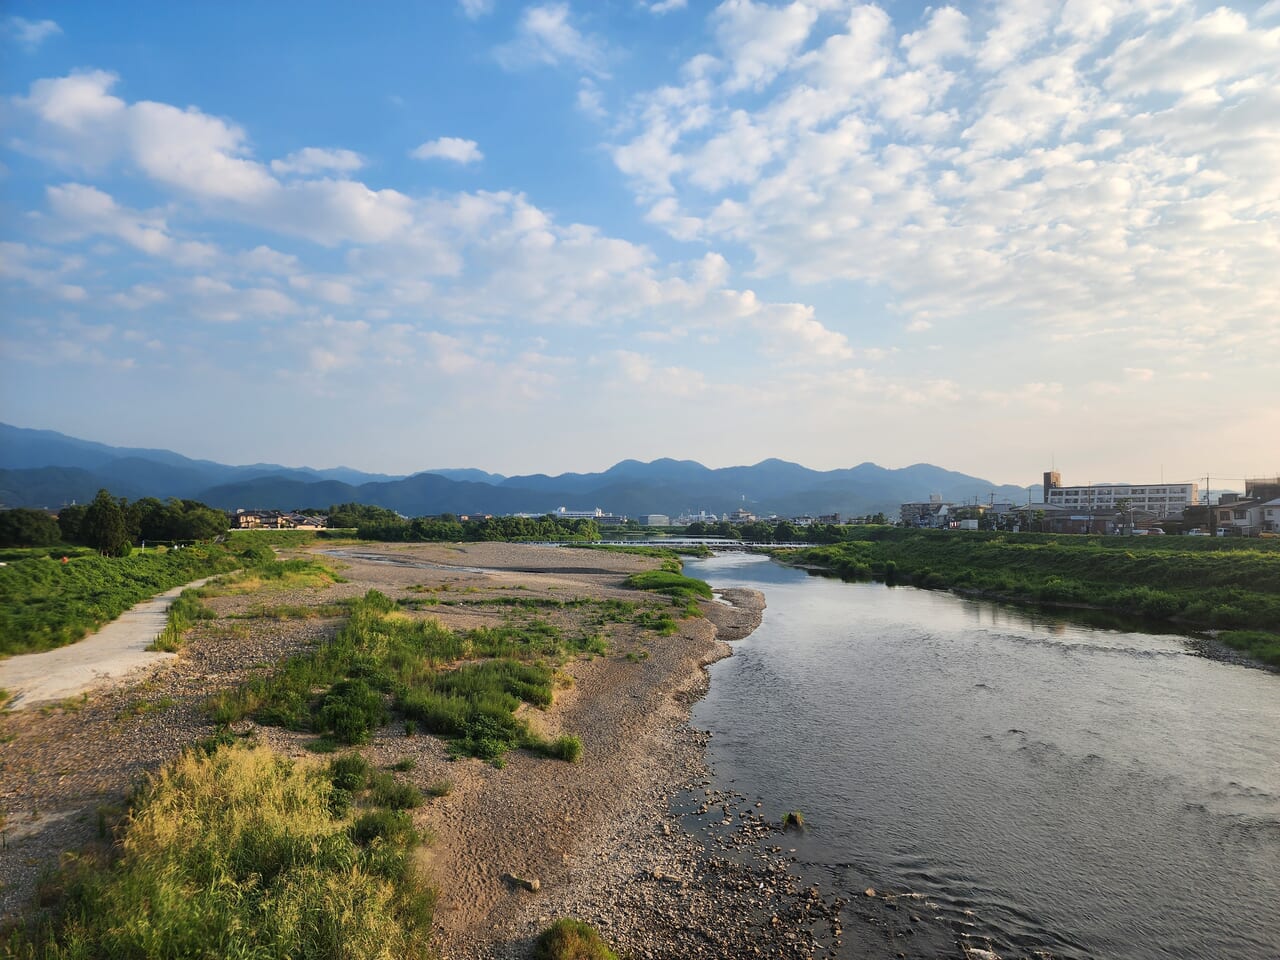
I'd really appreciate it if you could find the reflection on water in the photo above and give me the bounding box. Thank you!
[689,553,1280,960]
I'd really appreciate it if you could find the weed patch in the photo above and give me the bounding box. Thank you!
[1,745,434,959]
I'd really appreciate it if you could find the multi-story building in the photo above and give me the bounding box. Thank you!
[1042,471,1198,519]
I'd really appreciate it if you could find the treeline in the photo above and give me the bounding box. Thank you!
[0,490,228,554]
[357,514,600,543]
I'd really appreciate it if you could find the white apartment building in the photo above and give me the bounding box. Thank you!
[1042,471,1199,518]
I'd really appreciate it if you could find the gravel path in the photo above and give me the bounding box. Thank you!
[0,574,226,711]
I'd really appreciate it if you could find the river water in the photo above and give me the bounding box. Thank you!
[686,553,1280,960]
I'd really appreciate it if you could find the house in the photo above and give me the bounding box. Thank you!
[1215,498,1267,536]
[638,514,670,527]
[230,510,326,530]
[1261,499,1280,535]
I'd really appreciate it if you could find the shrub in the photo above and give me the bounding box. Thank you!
[317,678,388,745]
[369,772,423,810]
[329,753,372,792]
[350,808,417,847]
[540,734,583,763]
[534,918,618,960]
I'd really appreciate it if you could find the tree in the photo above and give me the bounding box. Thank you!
[82,489,132,556]
[0,508,62,547]
[57,503,87,544]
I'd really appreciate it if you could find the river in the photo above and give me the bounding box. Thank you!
[686,552,1280,960]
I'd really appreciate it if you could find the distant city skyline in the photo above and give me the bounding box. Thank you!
[2,2,1276,485]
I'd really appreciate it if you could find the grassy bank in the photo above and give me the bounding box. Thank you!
[1,745,434,959]
[623,558,713,618]
[783,529,1280,666]
[0,546,244,657]
[207,591,586,765]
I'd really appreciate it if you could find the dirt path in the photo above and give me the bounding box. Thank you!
[0,574,225,710]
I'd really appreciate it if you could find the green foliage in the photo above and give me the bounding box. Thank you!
[318,678,389,745]
[209,591,581,765]
[82,489,131,556]
[782,810,805,830]
[328,752,373,792]
[149,587,217,652]
[0,508,62,547]
[127,496,228,543]
[328,502,402,529]
[358,513,600,542]
[789,530,1280,643]
[624,568,713,605]
[0,544,240,657]
[1216,630,1280,667]
[537,734,584,763]
[1,745,434,960]
[533,918,618,960]
[368,771,424,810]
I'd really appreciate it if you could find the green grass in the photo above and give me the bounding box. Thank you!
[533,918,617,960]
[623,560,713,607]
[0,745,434,960]
[0,545,242,657]
[787,529,1280,665]
[148,588,217,652]
[207,591,584,764]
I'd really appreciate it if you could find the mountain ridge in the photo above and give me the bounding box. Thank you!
[0,423,1034,518]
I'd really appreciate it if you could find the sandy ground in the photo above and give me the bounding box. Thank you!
[0,574,224,710]
[0,543,930,958]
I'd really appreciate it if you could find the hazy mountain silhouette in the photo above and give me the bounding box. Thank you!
[0,423,1032,516]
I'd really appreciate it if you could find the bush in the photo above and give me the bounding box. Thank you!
[535,734,584,763]
[533,918,618,960]
[317,678,388,744]
[369,772,424,810]
[329,753,372,792]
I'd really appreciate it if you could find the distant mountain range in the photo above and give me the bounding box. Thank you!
[0,423,1034,518]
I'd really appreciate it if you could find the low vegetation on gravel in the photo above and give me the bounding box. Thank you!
[623,558,714,611]
[207,590,588,765]
[534,917,618,960]
[0,744,435,960]
[785,529,1280,666]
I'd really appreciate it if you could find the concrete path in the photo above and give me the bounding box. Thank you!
[0,575,223,711]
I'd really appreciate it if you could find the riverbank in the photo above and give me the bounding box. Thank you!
[781,533,1280,669]
[0,542,869,958]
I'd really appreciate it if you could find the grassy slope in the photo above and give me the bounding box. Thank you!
[785,529,1280,666]
[0,546,243,657]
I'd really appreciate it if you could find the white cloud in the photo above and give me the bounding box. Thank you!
[901,7,971,66]
[495,3,609,76]
[271,147,364,176]
[712,0,819,91]
[458,0,494,19]
[410,137,484,164]
[646,0,688,14]
[41,183,216,265]
[5,16,61,51]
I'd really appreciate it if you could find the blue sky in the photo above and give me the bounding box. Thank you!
[2,1,1277,486]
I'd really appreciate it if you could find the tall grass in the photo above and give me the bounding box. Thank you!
[1,745,434,960]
